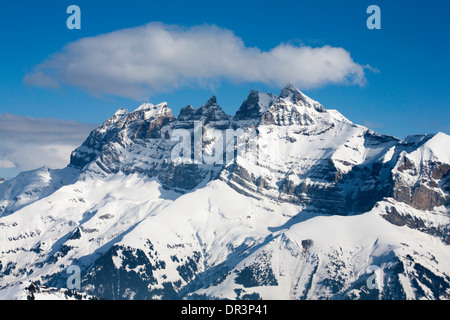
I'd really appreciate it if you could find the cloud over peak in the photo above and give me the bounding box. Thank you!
[25,22,368,99]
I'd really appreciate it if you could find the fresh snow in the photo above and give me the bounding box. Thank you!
[1,85,449,300]
[408,132,450,164]
[256,92,277,113]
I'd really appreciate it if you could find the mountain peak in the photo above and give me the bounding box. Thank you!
[198,96,229,124]
[407,132,450,164]
[132,102,174,121]
[134,102,154,112]
[178,97,229,124]
[112,108,129,119]
[235,90,277,121]
[279,83,302,98]
[178,105,195,121]
[277,84,325,113]
[279,83,310,105]
[4,86,450,301]
[204,95,217,106]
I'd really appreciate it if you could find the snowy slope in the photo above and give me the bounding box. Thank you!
[0,166,79,217]
[194,205,450,300]
[1,85,449,300]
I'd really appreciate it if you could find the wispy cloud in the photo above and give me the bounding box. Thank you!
[362,120,384,130]
[24,22,369,100]
[0,114,96,173]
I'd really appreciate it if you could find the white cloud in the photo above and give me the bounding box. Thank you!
[23,71,60,89]
[0,159,15,169]
[24,22,368,99]
[0,114,96,173]
[363,120,383,130]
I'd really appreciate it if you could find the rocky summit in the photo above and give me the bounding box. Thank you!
[0,84,449,300]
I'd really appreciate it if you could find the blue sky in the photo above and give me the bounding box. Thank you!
[0,0,449,177]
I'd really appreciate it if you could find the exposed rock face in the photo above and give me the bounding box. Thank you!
[260,86,327,127]
[68,85,450,217]
[178,105,196,121]
[178,96,230,127]
[158,163,210,191]
[2,84,449,300]
[278,83,325,113]
[393,160,450,211]
[235,90,277,121]
[70,102,175,170]
[381,204,450,244]
[390,134,450,210]
[70,98,229,192]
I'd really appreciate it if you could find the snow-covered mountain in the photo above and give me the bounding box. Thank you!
[1,84,449,300]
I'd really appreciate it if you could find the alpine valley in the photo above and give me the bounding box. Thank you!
[1,84,449,300]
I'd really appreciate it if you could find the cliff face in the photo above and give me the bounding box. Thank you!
[1,85,449,300]
[393,158,450,211]
[68,85,450,220]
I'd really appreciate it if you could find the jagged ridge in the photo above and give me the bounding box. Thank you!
[1,85,449,300]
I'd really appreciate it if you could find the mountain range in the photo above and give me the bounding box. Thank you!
[0,84,449,300]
